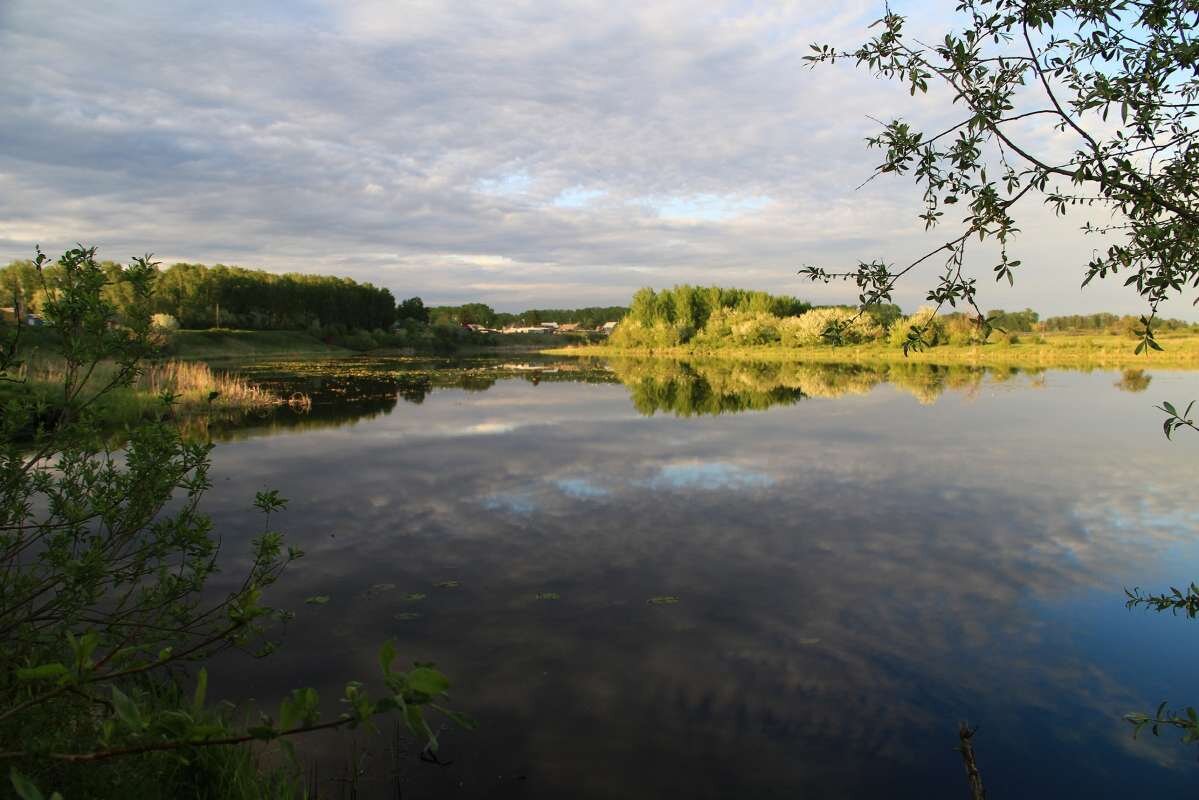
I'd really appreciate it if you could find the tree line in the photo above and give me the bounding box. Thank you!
[1,259,397,332]
[427,304,628,329]
[608,285,1199,350]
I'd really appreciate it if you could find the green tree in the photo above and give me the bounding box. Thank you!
[396,296,430,324]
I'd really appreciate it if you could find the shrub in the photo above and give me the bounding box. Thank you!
[692,309,780,346]
[150,312,179,331]
[780,307,882,346]
[888,306,947,348]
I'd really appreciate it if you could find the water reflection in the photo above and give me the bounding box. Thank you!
[608,357,1046,414]
[191,358,1199,798]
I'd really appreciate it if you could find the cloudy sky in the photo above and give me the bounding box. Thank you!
[0,0,1188,315]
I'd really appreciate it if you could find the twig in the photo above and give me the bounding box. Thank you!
[957,723,986,800]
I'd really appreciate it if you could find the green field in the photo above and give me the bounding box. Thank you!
[544,331,1199,370]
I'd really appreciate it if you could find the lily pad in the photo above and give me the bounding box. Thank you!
[366,583,396,597]
[403,592,427,601]
[534,592,560,601]
[304,595,330,605]
[393,611,422,621]
[647,596,680,605]
[434,580,460,589]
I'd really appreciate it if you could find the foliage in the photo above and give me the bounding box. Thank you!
[780,307,883,346]
[887,306,948,349]
[497,306,627,328]
[0,259,397,333]
[1155,400,1197,439]
[395,297,430,324]
[0,247,469,798]
[150,313,179,332]
[802,0,1199,353]
[611,285,811,348]
[986,308,1038,333]
[428,303,628,330]
[1039,312,1197,334]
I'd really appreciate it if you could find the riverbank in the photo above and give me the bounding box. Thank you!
[544,332,1199,370]
[2,353,302,430]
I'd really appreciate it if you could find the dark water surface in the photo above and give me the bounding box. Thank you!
[199,356,1199,798]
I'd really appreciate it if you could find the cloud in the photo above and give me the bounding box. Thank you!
[0,0,1189,316]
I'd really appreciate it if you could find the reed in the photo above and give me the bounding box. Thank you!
[14,355,301,421]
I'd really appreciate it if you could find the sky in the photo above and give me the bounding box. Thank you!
[0,0,1190,316]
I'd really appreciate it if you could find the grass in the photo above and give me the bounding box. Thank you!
[10,354,299,425]
[544,331,1199,370]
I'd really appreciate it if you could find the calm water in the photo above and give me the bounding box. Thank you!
[197,356,1199,798]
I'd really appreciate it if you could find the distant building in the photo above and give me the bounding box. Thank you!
[501,326,549,334]
[555,323,580,333]
[599,321,618,334]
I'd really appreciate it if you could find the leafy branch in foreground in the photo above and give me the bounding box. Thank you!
[1124,702,1199,746]
[1156,400,1198,439]
[0,246,470,799]
[802,0,1199,353]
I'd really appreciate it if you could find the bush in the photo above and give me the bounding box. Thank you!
[780,307,882,346]
[888,306,947,347]
[150,313,179,332]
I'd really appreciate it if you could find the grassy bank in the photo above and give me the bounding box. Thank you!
[7,355,300,427]
[545,332,1199,370]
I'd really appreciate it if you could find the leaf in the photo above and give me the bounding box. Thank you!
[379,640,397,675]
[393,611,422,621]
[402,592,427,601]
[304,595,330,605]
[10,769,45,800]
[647,596,680,605]
[193,667,208,715]
[534,592,559,601]
[434,580,460,589]
[111,686,143,731]
[404,705,438,751]
[407,667,450,696]
[15,663,69,682]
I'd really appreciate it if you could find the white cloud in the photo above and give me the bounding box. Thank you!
[0,0,1189,316]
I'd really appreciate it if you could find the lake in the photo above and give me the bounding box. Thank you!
[197,355,1199,798]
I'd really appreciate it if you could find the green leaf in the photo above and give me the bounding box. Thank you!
[379,640,397,675]
[111,686,144,730]
[192,668,208,715]
[15,663,69,682]
[404,705,438,751]
[407,667,450,696]
[10,769,45,800]
[304,595,330,605]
